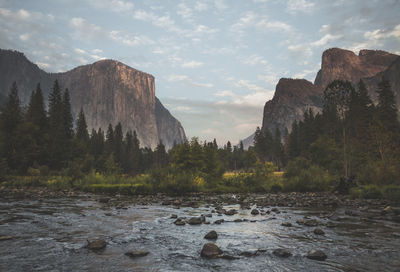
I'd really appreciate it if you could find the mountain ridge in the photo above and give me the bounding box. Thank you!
[0,49,186,149]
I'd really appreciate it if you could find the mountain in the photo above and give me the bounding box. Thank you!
[259,48,399,138]
[0,49,186,149]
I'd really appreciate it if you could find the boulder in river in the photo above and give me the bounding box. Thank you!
[174,218,185,226]
[251,209,259,215]
[87,239,106,250]
[0,236,13,241]
[313,228,325,235]
[188,217,203,225]
[125,250,149,258]
[224,209,236,216]
[201,243,223,258]
[214,219,224,224]
[170,214,178,219]
[204,230,218,240]
[306,250,327,261]
[273,248,292,258]
[281,222,292,227]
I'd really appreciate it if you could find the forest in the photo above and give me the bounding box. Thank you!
[0,78,399,199]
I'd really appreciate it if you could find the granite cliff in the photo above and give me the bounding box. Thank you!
[0,49,186,149]
[259,48,399,139]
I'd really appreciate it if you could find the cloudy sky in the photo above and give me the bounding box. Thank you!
[1,0,399,145]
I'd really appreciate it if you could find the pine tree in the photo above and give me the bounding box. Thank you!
[376,77,399,133]
[48,80,68,168]
[0,82,23,171]
[114,122,123,164]
[76,108,89,143]
[26,83,47,131]
[63,89,74,139]
[105,124,114,155]
[25,83,48,166]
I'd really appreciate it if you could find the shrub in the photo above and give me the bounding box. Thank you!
[283,158,332,192]
[382,185,400,202]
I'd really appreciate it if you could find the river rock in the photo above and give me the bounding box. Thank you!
[201,243,223,258]
[234,218,243,222]
[251,209,259,215]
[204,230,218,240]
[281,222,292,227]
[0,236,13,241]
[214,219,224,224]
[125,250,149,258]
[87,239,106,250]
[170,214,178,219]
[314,228,325,235]
[224,209,236,216]
[188,217,203,225]
[173,199,181,206]
[174,219,185,225]
[304,219,319,227]
[273,248,292,258]
[307,250,327,261]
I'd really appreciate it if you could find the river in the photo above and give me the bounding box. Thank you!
[0,194,399,271]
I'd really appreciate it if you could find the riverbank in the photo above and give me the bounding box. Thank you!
[1,186,399,219]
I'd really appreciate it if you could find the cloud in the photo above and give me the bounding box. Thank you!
[109,30,154,46]
[216,88,273,107]
[214,0,228,10]
[231,11,293,34]
[240,54,269,66]
[177,2,193,22]
[166,74,213,88]
[287,44,312,58]
[70,17,105,40]
[257,19,293,32]
[235,79,270,94]
[286,0,315,14]
[88,0,134,13]
[133,10,183,33]
[181,60,203,68]
[311,33,342,47]
[258,74,278,86]
[195,1,208,11]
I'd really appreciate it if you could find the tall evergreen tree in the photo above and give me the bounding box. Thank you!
[48,80,68,168]
[0,82,23,171]
[63,88,74,139]
[113,122,123,164]
[76,108,89,143]
[376,77,399,133]
[26,83,47,130]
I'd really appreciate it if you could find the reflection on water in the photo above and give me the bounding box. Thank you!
[0,196,399,271]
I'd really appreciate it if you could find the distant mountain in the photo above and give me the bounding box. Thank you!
[0,49,186,149]
[260,48,399,137]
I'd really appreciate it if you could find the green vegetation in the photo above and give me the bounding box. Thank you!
[0,78,399,200]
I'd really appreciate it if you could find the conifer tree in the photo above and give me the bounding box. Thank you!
[376,77,399,133]
[0,82,22,171]
[76,108,89,143]
[63,89,74,139]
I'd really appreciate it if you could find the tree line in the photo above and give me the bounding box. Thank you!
[0,80,262,180]
[254,78,400,187]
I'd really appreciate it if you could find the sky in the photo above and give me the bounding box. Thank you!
[0,0,399,145]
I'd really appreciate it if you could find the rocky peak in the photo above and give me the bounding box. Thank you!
[261,78,323,135]
[314,48,398,88]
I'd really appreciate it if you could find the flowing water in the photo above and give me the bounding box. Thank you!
[0,195,399,272]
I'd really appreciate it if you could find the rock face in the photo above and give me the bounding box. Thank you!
[314,48,398,88]
[261,78,323,134]
[0,49,186,149]
[259,48,399,137]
